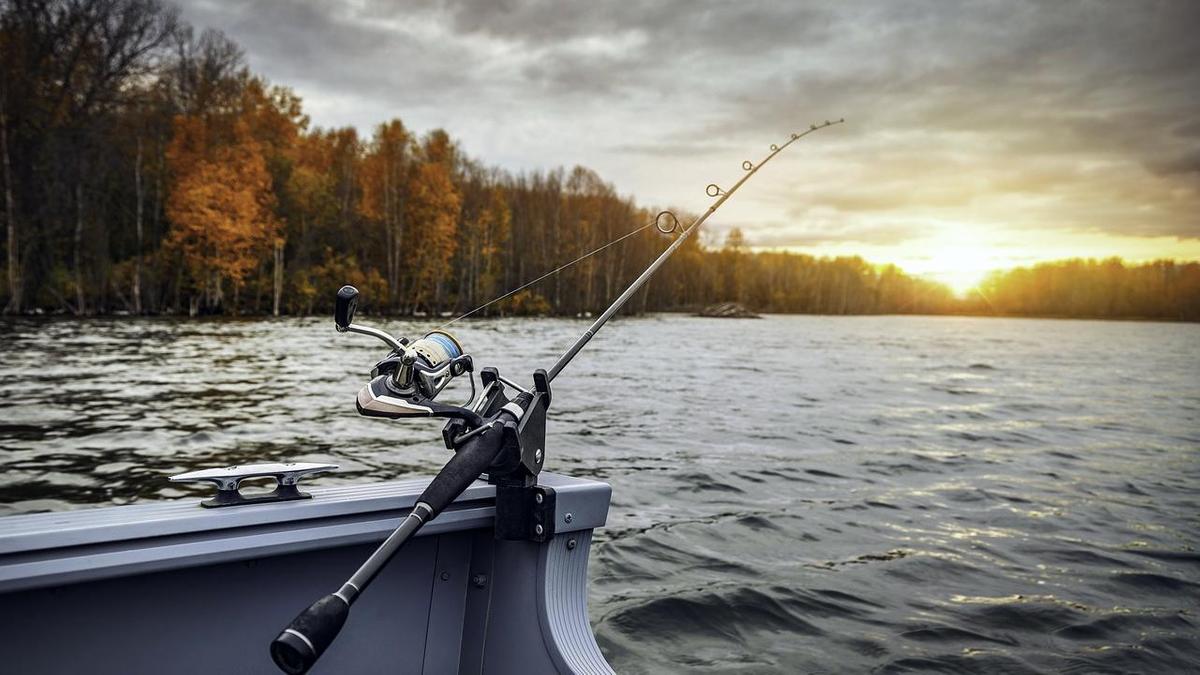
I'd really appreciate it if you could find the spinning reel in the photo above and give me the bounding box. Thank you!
[331,284,549,489]
[334,285,483,427]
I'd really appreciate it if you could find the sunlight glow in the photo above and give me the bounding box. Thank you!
[903,243,1000,296]
[759,224,1200,298]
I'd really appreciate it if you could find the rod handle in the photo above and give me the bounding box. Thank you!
[270,594,349,674]
[417,399,523,514]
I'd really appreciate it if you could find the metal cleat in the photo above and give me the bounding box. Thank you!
[169,462,338,508]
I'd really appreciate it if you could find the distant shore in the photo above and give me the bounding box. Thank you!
[2,308,1195,324]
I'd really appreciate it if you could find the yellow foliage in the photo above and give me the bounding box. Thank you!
[406,161,461,308]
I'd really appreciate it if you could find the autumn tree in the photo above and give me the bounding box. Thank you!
[720,227,747,303]
[279,133,337,313]
[478,187,511,308]
[165,117,279,314]
[454,167,511,314]
[359,119,411,308]
[404,160,460,313]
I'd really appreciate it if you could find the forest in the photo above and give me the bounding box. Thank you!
[2,1,1197,322]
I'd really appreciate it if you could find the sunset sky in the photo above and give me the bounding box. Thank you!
[180,0,1200,293]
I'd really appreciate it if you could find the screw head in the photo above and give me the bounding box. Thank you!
[535,524,544,536]
[534,448,544,464]
[534,492,544,504]
[471,573,488,588]
[440,571,449,581]
[566,538,577,550]
[564,512,573,523]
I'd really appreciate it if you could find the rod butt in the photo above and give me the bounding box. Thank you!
[270,594,349,674]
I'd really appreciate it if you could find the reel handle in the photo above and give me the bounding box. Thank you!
[333,285,405,350]
[334,285,358,331]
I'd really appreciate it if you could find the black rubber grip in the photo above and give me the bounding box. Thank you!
[416,392,531,516]
[418,421,506,515]
[270,594,349,674]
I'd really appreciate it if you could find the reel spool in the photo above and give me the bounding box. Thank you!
[404,330,468,397]
[368,329,472,401]
[409,331,464,369]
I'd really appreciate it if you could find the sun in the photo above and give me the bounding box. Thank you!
[940,270,988,297]
[902,241,1002,297]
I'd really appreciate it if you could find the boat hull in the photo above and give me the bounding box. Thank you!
[0,473,613,675]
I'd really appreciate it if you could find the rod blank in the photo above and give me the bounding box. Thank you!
[547,120,843,381]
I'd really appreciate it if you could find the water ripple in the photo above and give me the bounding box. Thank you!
[2,314,1199,671]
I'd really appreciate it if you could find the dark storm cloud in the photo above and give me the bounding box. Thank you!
[180,0,480,103]
[176,0,1200,243]
[431,0,834,56]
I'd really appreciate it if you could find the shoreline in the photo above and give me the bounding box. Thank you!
[1,309,1195,324]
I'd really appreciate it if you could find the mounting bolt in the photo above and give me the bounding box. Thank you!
[564,512,573,523]
[534,448,543,464]
[535,524,544,536]
[534,492,544,505]
[471,573,488,588]
[440,570,449,581]
[566,538,577,550]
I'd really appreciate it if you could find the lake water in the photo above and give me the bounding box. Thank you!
[1,314,1198,672]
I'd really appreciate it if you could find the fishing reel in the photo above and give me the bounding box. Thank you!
[334,284,550,488]
[334,285,482,427]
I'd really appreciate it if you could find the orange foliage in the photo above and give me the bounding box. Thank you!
[165,116,280,298]
[359,120,410,223]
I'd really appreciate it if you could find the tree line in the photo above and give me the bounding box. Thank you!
[969,258,1200,321]
[2,1,1196,322]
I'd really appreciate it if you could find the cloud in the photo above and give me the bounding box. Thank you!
[175,0,1200,248]
[611,142,735,158]
[748,220,932,248]
[1147,149,1200,176]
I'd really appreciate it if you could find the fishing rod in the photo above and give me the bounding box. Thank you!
[269,119,843,674]
[547,119,843,380]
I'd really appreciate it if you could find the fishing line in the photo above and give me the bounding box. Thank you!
[438,210,682,328]
[441,119,844,331]
[546,118,845,380]
[270,119,845,675]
